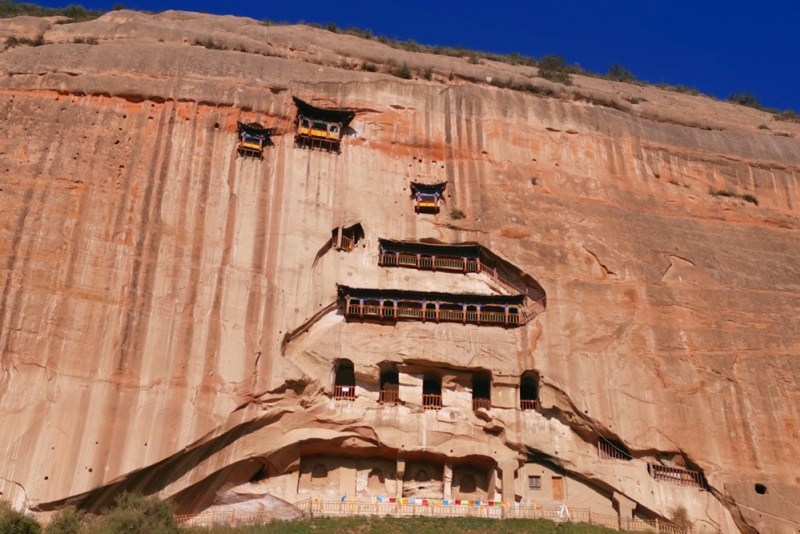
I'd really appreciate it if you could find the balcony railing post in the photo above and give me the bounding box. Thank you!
[435,302,440,323]
[416,254,421,268]
[422,300,426,323]
[394,300,398,319]
[432,255,436,271]
[477,305,481,325]
[359,299,364,320]
[462,304,466,325]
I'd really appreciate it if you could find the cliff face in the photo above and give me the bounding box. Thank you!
[1,10,799,534]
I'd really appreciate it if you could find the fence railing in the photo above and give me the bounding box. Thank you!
[379,386,400,405]
[339,234,354,251]
[345,304,522,327]
[472,398,492,411]
[333,385,356,401]
[376,251,546,325]
[422,394,442,410]
[597,438,632,461]
[648,463,703,489]
[177,499,690,533]
[520,399,540,411]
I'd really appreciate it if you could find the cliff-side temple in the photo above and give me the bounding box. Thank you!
[410,182,447,214]
[293,96,355,152]
[236,121,273,158]
[1,12,796,534]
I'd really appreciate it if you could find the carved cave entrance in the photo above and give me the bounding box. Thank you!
[520,371,539,411]
[334,359,356,400]
[472,372,492,411]
[422,373,442,410]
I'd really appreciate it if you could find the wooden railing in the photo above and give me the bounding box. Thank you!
[345,304,521,327]
[380,253,481,274]
[333,385,356,401]
[376,251,545,325]
[178,499,691,533]
[422,394,442,410]
[472,398,492,411]
[648,463,703,489]
[520,399,540,411]
[339,234,354,251]
[379,386,400,405]
[597,438,632,461]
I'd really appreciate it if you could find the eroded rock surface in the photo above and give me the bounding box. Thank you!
[0,10,799,534]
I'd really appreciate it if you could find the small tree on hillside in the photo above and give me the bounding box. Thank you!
[537,54,572,85]
[606,63,636,82]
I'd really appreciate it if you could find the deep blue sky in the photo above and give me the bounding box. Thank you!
[36,0,800,110]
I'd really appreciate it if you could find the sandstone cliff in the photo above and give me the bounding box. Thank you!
[1,10,799,533]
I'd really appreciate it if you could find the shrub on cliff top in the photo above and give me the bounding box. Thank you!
[536,54,573,85]
[605,63,636,83]
[0,1,103,22]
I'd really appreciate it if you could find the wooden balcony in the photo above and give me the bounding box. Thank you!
[472,398,492,411]
[379,386,400,405]
[333,385,356,401]
[520,399,540,411]
[597,438,632,461]
[422,394,442,410]
[344,302,521,327]
[380,252,480,273]
[648,463,703,489]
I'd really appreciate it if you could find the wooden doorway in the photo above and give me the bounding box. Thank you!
[552,476,564,500]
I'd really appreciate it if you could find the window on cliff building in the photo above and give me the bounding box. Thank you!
[312,464,328,478]
[472,372,492,411]
[334,359,356,400]
[332,223,364,251]
[528,476,541,490]
[422,374,442,410]
[380,366,400,405]
[520,371,540,411]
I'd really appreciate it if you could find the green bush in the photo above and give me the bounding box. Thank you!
[90,492,177,534]
[709,188,737,198]
[450,209,466,220]
[193,38,226,50]
[536,54,572,85]
[0,1,103,22]
[422,67,433,81]
[391,63,412,80]
[774,109,800,123]
[0,502,41,534]
[361,61,378,72]
[43,507,81,534]
[605,63,636,82]
[728,91,762,109]
[5,35,45,47]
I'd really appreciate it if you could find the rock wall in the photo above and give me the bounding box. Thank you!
[1,10,799,533]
